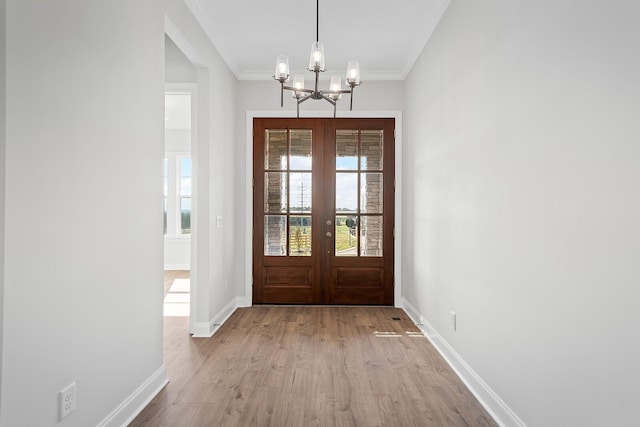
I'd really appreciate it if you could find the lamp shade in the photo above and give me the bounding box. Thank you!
[292,74,305,97]
[346,60,361,86]
[330,76,342,99]
[275,55,289,81]
[308,42,325,72]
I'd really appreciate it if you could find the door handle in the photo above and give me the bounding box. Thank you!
[326,219,332,226]
[325,231,332,238]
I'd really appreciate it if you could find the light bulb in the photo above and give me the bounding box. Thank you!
[329,76,342,100]
[274,55,289,81]
[292,75,305,97]
[330,76,341,92]
[308,42,325,71]
[346,60,360,86]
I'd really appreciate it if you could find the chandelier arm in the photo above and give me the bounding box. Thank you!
[320,94,336,106]
[319,89,352,96]
[296,93,313,119]
[298,94,313,105]
[319,94,338,118]
[350,85,356,110]
[283,86,314,95]
[280,81,284,107]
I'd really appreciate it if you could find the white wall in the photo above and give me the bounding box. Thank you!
[1,1,165,426]
[403,1,640,426]
[165,34,196,83]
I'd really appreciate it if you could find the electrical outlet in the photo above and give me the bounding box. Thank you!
[59,382,76,421]
[450,311,457,331]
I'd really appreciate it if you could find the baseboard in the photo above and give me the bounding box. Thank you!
[191,296,245,337]
[97,365,168,427]
[401,299,526,427]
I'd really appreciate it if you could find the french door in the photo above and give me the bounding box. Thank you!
[252,118,394,305]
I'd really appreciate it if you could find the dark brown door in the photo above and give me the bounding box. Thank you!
[253,118,394,305]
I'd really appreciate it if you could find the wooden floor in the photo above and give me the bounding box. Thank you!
[132,280,496,426]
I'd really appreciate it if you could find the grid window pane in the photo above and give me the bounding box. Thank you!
[336,173,358,213]
[265,129,288,170]
[290,130,312,170]
[335,215,357,257]
[336,130,358,170]
[289,216,312,256]
[264,172,287,213]
[360,216,383,257]
[289,172,311,213]
[360,130,383,170]
[264,215,287,256]
[360,173,383,214]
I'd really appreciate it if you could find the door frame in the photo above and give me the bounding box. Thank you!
[165,83,198,331]
[244,110,403,306]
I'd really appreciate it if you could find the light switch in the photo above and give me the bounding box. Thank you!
[216,215,223,228]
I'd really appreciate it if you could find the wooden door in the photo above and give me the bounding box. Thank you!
[253,118,394,305]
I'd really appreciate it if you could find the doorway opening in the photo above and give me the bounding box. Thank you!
[164,92,192,317]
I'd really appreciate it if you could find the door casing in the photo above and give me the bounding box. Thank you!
[244,111,403,307]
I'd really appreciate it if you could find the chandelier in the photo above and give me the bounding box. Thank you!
[273,0,362,118]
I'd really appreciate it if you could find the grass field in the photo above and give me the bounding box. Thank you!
[335,224,357,252]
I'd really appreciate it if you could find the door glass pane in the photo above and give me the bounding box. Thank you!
[335,215,357,257]
[336,130,358,170]
[290,129,312,170]
[180,197,191,234]
[264,215,286,256]
[163,158,168,235]
[163,158,168,197]
[289,216,312,256]
[179,158,192,235]
[289,172,311,213]
[336,173,358,213]
[265,129,288,170]
[180,157,192,196]
[360,216,383,257]
[264,172,287,213]
[361,130,383,170]
[360,173,383,214]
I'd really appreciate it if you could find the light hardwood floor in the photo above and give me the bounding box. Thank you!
[132,276,496,426]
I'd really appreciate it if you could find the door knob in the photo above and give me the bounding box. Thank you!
[326,220,332,226]
[325,231,332,238]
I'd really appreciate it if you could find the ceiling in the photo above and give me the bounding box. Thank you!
[185,0,450,81]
